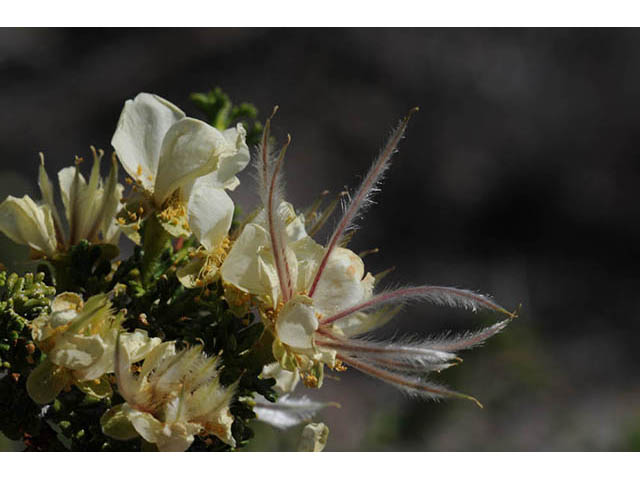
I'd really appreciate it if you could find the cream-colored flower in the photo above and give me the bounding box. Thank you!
[221,110,514,404]
[221,199,374,387]
[103,341,236,451]
[26,292,160,404]
[0,148,123,258]
[111,93,249,243]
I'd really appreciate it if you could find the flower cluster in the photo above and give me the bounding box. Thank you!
[0,90,514,451]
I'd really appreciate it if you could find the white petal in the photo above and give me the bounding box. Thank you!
[275,295,318,350]
[111,93,185,192]
[312,247,374,318]
[187,177,234,251]
[0,195,57,257]
[261,362,300,395]
[214,123,250,190]
[154,118,229,205]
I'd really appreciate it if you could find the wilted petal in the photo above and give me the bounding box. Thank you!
[111,93,185,192]
[298,422,329,452]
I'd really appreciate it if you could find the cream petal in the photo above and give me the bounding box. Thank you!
[332,304,398,338]
[156,423,199,452]
[0,195,57,257]
[275,295,318,350]
[123,406,164,444]
[208,406,236,448]
[58,165,106,243]
[154,118,229,205]
[57,166,77,227]
[52,292,84,313]
[220,223,280,302]
[111,93,185,192]
[121,329,162,363]
[289,236,325,294]
[187,177,234,252]
[312,247,374,318]
[38,156,65,243]
[139,341,177,380]
[49,334,106,370]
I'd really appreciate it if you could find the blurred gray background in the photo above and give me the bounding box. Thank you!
[0,28,639,451]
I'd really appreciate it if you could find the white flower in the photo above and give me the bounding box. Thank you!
[221,109,515,404]
[111,93,249,245]
[0,148,123,258]
[26,292,160,404]
[104,340,236,451]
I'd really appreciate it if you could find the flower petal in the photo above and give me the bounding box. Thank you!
[261,362,300,395]
[111,93,185,191]
[220,223,280,304]
[0,195,57,257]
[275,295,318,350]
[49,334,106,370]
[154,118,229,205]
[186,176,234,252]
[212,123,250,190]
[312,247,374,318]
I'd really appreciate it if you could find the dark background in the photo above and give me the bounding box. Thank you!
[0,28,638,451]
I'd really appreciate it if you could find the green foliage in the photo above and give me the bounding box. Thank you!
[0,88,281,452]
[40,241,119,295]
[0,271,54,443]
[0,226,276,450]
[190,87,264,146]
